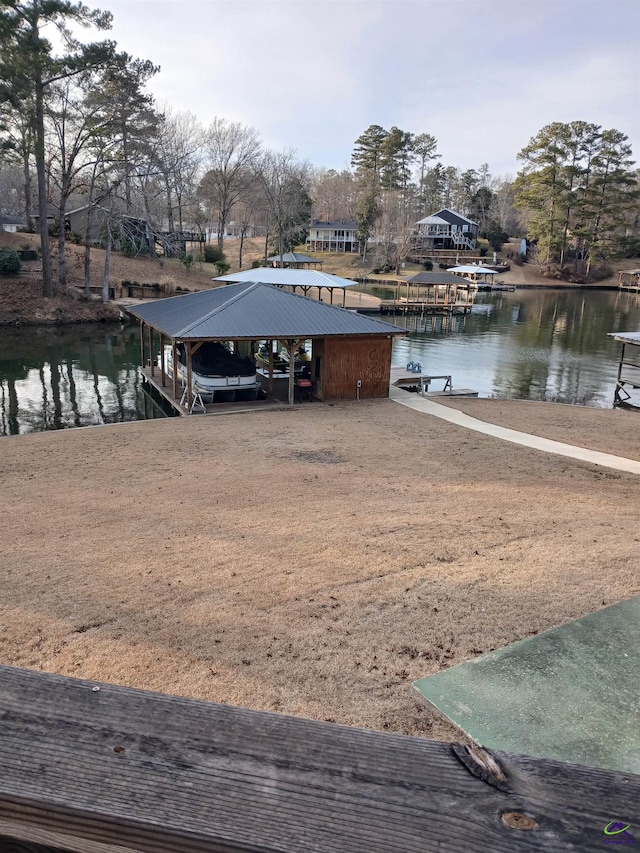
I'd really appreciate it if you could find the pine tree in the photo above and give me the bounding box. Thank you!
[351,125,387,188]
[0,0,116,297]
[379,126,414,192]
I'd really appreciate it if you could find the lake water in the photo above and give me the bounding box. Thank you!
[1,288,639,435]
[383,287,640,407]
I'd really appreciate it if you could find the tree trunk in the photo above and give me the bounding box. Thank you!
[83,215,93,295]
[239,225,247,269]
[165,175,174,233]
[102,226,112,303]
[22,143,33,233]
[57,194,67,290]
[123,124,131,213]
[217,209,225,253]
[34,60,54,298]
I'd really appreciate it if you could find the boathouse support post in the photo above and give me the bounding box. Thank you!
[615,342,626,405]
[139,320,145,370]
[280,338,302,406]
[160,334,166,387]
[268,342,274,397]
[172,339,178,401]
[185,341,193,412]
[148,325,154,377]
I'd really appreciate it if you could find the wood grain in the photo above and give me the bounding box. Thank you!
[0,665,637,852]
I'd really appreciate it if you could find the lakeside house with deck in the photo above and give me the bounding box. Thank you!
[412,209,479,252]
[306,220,360,254]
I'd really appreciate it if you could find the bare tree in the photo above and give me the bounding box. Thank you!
[154,107,205,233]
[310,167,358,220]
[257,149,312,263]
[372,191,415,274]
[200,117,260,251]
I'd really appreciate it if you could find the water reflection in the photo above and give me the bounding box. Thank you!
[388,289,640,407]
[0,324,168,436]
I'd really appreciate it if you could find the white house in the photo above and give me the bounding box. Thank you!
[306,220,360,254]
[0,214,25,233]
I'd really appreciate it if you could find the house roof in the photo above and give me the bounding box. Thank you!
[434,208,478,227]
[448,265,498,275]
[415,215,450,226]
[127,281,404,341]
[66,204,110,216]
[215,268,358,289]
[265,252,318,265]
[0,214,24,225]
[416,209,479,229]
[31,205,57,219]
[408,271,473,285]
[310,220,358,230]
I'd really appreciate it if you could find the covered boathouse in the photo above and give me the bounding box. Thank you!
[127,281,404,412]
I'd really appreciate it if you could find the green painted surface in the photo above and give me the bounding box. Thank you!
[413,596,640,774]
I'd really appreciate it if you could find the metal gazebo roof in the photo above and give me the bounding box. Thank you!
[127,281,403,340]
[265,252,319,265]
[215,268,358,290]
[447,265,499,275]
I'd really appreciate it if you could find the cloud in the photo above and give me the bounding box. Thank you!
[75,0,640,174]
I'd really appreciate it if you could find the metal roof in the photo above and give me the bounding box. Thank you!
[608,331,640,344]
[127,281,404,340]
[310,220,358,229]
[265,252,318,264]
[215,268,358,289]
[408,271,473,285]
[448,265,498,275]
[433,208,478,227]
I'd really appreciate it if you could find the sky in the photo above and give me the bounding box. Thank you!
[74,0,639,178]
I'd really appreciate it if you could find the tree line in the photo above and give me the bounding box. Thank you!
[0,2,638,301]
[0,0,312,300]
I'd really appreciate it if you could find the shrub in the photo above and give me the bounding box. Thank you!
[0,248,21,274]
[159,274,176,296]
[214,260,230,275]
[179,253,195,272]
[251,259,261,269]
[204,244,225,264]
[423,260,433,271]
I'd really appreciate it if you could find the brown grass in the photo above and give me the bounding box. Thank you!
[0,399,638,740]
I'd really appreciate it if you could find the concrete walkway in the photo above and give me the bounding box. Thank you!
[389,386,640,475]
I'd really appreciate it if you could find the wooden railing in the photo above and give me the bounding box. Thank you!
[0,665,637,852]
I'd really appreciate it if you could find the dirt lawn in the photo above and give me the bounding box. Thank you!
[1,399,638,741]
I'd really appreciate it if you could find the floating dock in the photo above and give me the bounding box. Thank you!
[390,367,478,398]
[380,300,473,316]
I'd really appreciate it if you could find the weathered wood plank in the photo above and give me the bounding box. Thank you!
[0,666,637,853]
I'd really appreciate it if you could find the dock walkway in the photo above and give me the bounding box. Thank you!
[390,367,478,399]
[389,385,640,475]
